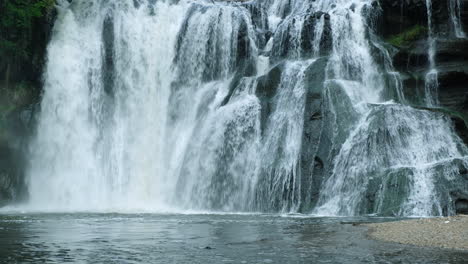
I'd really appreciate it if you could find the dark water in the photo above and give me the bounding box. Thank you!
[0,213,466,263]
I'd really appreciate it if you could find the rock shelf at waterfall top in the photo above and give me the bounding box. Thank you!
[366,215,468,251]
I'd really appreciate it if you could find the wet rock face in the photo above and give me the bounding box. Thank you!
[378,0,468,215]
[0,146,23,206]
[455,199,468,214]
[0,107,33,206]
[395,38,468,111]
[269,11,332,61]
[380,0,468,117]
[255,63,283,132]
[378,0,450,37]
[0,7,53,206]
[0,83,40,205]
[299,57,328,211]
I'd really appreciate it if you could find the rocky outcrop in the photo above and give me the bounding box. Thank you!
[379,1,468,115]
[379,0,468,214]
[270,11,332,61]
[0,92,36,206]
[0,7,54,205]
[394,38,468,110]
[378,0,451,37]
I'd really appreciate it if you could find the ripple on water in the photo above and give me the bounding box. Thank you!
[0,214,467,264]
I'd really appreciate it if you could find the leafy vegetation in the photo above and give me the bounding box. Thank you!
[0,1,52,143]
[0,0,55,60]
[386,25,427,47]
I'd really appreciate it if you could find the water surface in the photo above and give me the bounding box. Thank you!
[0,214,466,263]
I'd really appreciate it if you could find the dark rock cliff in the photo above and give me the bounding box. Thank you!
[379,0,468,142]
[0,5,55,205]
[378,0,468,214]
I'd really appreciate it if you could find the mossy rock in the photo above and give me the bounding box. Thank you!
[386,25,427,48]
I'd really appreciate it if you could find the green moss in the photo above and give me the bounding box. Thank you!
[0,0,55,60]
[386,25,427,47]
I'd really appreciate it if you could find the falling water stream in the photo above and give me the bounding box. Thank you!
[424,0,439,107]
[22,0,468,217]
[449,0,466,38]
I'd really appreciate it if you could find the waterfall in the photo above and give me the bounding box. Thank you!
[28,0,190,211]
[255,59,315,212]
[312,0,467,216]
[26,0,468,216]
[314,104,468,216]
[424,0,439,107]
[449,0,466,38]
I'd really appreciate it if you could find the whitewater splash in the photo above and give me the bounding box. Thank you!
[25,0,468,216]
[28,0,189,211]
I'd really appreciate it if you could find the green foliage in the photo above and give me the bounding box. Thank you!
[387,25,427,47]
[0,0,55,60]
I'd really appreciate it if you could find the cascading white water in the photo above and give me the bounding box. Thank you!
[28,0,262,212]
[28,0,190,211]
[256,59,316,212]
[312,0,468,216]
[162,3,260,211]
[25,0,468,216]
[172,77,262,211]
[315,104,468,216]
[449,0,466,38]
